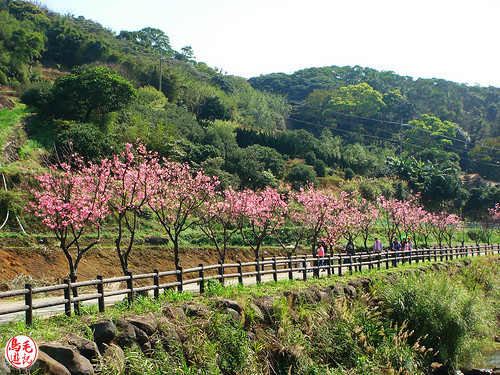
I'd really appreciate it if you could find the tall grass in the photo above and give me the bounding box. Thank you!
[376,266,497,371]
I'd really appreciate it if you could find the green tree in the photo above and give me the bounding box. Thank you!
[326,82,387,118]
[405,114,457,148]
[51,66,137,123]
[118,27,172,55]
[285,163,318,190]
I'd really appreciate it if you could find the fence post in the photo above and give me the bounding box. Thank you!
[313,256,320,278]
[368,253,372,270]
[409,249,412,265]
[219,262,224,284]
[327,254,332,276]
[199,264,205,294]
[302,255,307,280]
[70,273,80,316]
[126,271,134,303]
[97,275,105,313]
[237,261,243,285]
[63,278,71,317]
[385,251,389,269]
[153,269,160,299]
[177,267,183,292]
[25,283,33,326]
[288,254,293,280]
[272,256,278,282]
[255,259,261,284]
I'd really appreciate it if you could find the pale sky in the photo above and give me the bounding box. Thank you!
[38,0,500,87]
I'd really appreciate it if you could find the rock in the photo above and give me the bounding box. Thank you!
[226,308,243,324]
[115,318,138,349]
[90,320,116,345]
[163,306,185,321]
[254,296,274,323]
[283,291,300,307]
[0,350,10,375]
[343,285,357,299]
[360,278,372,291]
[182,303,209,318]
[218,299,243,313]
[314,289,330,302]
[133,326,149,346]
[330,284,344,297]
[158,321,182,353]
[40,344,93,375]
[348,279,363,290]
[100,344,125,375]
[64,332,99,363]
[32,351,71,375]
[127,314,157,336]
[248,303,265,322]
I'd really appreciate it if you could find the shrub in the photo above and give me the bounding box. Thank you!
[377,272,495,371]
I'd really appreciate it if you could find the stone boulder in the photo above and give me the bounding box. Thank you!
[163,306,186,321]
[226,308,243,325]
[0,350,10,375]
[64,332,99,363]
[115,318,138,349]
[126,314,157,336]
[39,344,93,375]
[32,351,71,375]
[89,320,116,345]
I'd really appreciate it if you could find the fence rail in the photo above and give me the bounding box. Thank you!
[1,244,499,325]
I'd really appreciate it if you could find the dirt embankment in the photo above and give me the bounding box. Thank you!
[0,237,290,287]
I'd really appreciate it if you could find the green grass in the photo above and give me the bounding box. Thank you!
[0,103,29,149]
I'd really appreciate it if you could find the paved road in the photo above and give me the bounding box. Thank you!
[0,269,326,325]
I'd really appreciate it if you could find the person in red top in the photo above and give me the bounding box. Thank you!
[317,241,326,271]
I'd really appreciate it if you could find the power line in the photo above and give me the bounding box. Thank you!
[286,116,500,169]
[291,101,500,153]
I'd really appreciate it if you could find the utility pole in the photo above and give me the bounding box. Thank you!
[399,118,404,155]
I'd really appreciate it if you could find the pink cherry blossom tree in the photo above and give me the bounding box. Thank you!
[106,143,160,275]
[292,186,338,255]
[487,203,500,242]
[198,186,245,263]
[28,157,111,282]
[356,197,380,251]
[148,162,219,268]
[412,209,433,248]
[238,186,288,260]
[430,211,462,247]
[275,187,308,256]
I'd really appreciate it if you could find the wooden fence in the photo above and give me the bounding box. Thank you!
[0,244,499,325]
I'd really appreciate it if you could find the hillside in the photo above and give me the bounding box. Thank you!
[0,0,499,219]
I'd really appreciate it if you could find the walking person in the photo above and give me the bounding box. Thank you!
[317,241,326,271]
[372,237,383,253]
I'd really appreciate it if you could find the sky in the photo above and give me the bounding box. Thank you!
[38,0,500,87]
